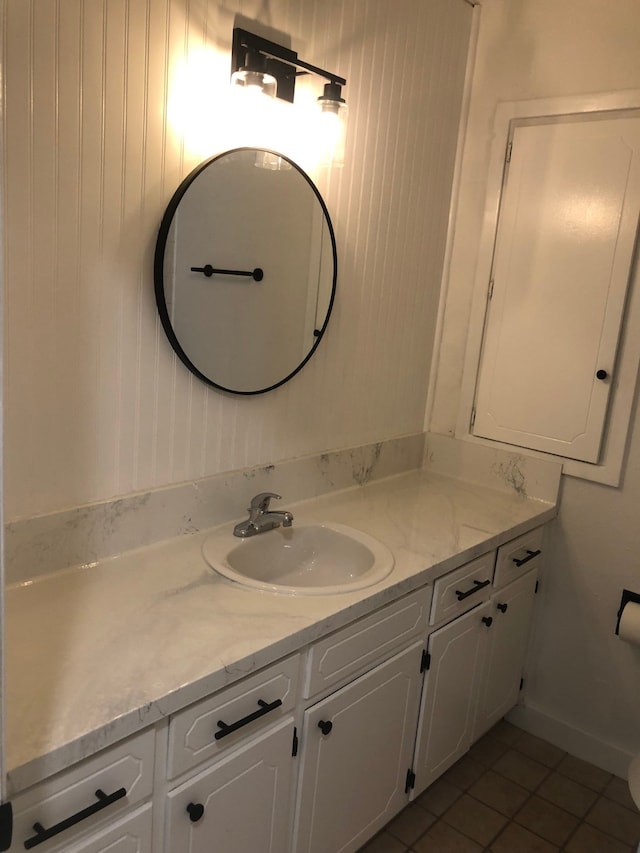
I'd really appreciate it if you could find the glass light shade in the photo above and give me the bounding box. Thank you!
[231,68,277,100]
[253,150,291,171]
[317,97,348,167]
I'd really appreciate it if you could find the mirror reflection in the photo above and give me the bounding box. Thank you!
[154,148,337,394]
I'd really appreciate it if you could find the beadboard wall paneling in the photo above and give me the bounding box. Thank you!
[3,0,472,521]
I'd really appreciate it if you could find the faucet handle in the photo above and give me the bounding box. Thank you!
[249,492,281,512]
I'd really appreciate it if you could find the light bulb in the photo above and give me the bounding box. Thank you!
[231,68,277,100]
[317,83,348,167]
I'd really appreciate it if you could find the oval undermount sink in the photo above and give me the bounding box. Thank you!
[202,522,394,595]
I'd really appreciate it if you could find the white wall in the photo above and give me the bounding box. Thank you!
[2,0,472,522]
[430,0,640,769]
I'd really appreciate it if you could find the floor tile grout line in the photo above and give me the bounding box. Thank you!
[490,742,600,851]
[461,735,627,851]
[484,734,638,827]
[392,791,634,853]
[577,790,640,851]
[500,753,570,845]
[427,737,551,850]
[472,742,564,848]
[505,746,639,851]
[377,723,639,853]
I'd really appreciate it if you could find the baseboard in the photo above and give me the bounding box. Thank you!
[506,704,635,780]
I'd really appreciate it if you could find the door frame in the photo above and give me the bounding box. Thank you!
[456,89,640,486]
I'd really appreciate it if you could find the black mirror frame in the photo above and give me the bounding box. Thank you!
[153,147,337,395]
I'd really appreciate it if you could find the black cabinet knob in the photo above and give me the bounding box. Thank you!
[596,369,609,380]
[497,602,508,613]
[318,720,333,735]
[482,616,493,627]
[187,802,205,822]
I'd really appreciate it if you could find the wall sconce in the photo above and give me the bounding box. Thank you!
[231,27,348,166]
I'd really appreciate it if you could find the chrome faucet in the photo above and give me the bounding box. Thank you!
[233,492,294,538]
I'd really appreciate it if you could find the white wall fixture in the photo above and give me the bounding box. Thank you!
[473,111,640,463]
[457,92,640,485]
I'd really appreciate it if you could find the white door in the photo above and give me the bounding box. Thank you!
[473,111,640,462]
[473,570,538,741]
[412,602,491,797]
[166,717,295,853]
[294,641,424,853]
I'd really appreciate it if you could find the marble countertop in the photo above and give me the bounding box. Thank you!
[5,468,558,794]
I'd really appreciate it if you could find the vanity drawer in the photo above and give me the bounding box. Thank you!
[9,729,155,853]
[168,653,300,779]
[65,804,152,853]
[430,551,495,625]
[302,586,432,699]
[494,527,544,589]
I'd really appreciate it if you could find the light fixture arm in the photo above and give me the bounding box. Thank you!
[288,55,346,88]
[231,28,346,103]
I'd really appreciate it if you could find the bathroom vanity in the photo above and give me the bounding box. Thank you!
[4,467,557,852]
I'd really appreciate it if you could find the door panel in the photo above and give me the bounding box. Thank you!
[166,718,295,853]
[294,642,423,853]
[474,111,640,462]
[412,602,491,797]
[474,571,538,740]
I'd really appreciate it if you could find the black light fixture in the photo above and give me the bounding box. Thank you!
[230,27,348,165]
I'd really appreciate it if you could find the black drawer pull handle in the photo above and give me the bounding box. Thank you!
[187,802,205,823]
[455,578,491,601]
[318,720,333,736]
[215,698,283,740]
[482,616,493,627]
[512,548,541,567]
[24,787,127,849]
[497,602,508,613]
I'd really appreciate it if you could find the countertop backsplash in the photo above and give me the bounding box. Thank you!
[5,433,561,587]
[5,433,426,586]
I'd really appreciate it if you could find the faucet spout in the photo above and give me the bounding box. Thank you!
[263,510,293,528]
[233,493,294,538]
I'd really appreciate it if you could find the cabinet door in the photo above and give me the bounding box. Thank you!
[474,570,538,740]
[473,112,640,463]
[166,717,295,853]
[294,641,424,853]
[412,602,491,797]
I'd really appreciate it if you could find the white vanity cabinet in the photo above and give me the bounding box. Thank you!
[412,598,493,795]
[411,550,496,793]
[294,641,425,853]
[5,519,549,853]
[473,568,539,740]
[166,718,296,853]
[8,729,155,853]
[293,586,432,853]
[164,654,300,853]
[161,527,543,848]
[412,528,544,797]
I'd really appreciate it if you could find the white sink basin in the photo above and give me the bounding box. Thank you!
[202,522,394,595]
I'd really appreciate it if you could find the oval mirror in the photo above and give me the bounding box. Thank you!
[154,148,337,394]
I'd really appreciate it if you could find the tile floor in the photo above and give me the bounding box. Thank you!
[359,721,640,853]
